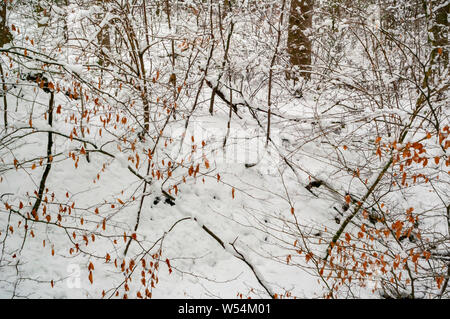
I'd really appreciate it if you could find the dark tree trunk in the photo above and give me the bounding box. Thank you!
[287,0,313,81]
[430,0,449,70]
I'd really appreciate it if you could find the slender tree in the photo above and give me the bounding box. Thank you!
[0,1,12,47]
[429,0,449,70]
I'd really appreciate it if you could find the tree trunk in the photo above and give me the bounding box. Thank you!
[0,2,12,47]
[430,0,449,70]
[287,0,313,81]
[0,3,11,132]
[328,0,341,31]
[97,1,111,67]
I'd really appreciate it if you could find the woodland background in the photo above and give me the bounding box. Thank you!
[0,0,449,299]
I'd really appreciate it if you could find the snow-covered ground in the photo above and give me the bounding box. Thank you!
[0,1,449,299]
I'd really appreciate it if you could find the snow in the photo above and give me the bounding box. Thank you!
[0,0,448,301]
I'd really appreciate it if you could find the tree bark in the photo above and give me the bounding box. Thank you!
[0,2,12,47]
[430,0,449,70]
[287,0,313,81]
